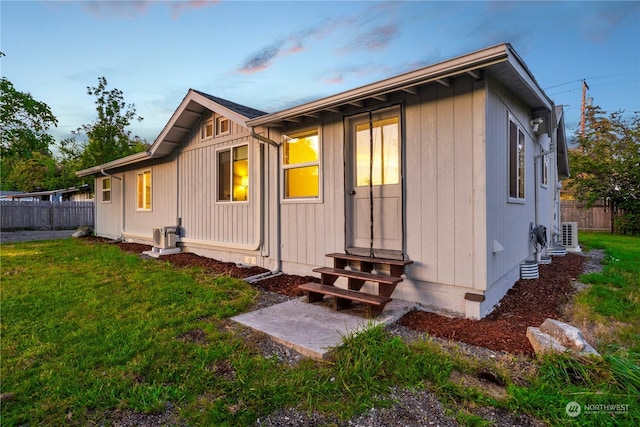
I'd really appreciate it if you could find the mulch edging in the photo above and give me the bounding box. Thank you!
[399,253,585,356]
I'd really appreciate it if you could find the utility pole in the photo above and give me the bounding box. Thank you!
[580,79,590,136]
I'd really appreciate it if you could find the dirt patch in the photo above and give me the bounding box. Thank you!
[399,253,584,356]
[176,328,207,345]
[449,370,508,400]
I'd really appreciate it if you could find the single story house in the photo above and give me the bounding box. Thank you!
[78,43,569,319]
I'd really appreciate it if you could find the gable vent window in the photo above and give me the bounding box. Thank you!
[216,116,230,136]
[201,119,213,139]
[508,115,526,202]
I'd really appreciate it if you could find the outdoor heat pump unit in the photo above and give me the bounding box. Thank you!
[153,226,177,250]
[561,222,579,248]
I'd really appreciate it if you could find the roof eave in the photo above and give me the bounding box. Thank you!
[77,90,262,176]
[247,43,512,126]
[555,106,570,178]
[248,43,555,127]
[76,151,150,177]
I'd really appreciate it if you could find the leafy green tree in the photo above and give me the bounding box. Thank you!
[74,77,146,169]
[55,137,89,189]
[568,106,640,234]
[3,152,58,192]
[1,52,59,190]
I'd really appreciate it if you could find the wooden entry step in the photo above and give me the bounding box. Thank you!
[326,253,413,277]
[298,253,413,318]
[299,282,391,318]
[313,267,402,286]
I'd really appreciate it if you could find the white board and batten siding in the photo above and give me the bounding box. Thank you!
[271,114,345,276]
[403,76,487,287]
[122,160,178,242]
[398,76,488,315]
[274,76,490,315]
[174,117,268,266]
[483,77,539,312]
[95,175,122,239]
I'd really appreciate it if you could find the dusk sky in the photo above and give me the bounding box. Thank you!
[2,1,639,145]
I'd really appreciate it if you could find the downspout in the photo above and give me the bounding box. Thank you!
[531,113,555,256]
[244,126,283,283]
[100,169,125,240]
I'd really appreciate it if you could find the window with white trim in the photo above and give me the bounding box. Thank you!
[283,128,320,199]
[215,116,230,136]
[509,116,526,201]
[541,154,549,187]
[218,144,249,202]
[201,119,213,139]
[102,177,111,203]
[136,170,152,210]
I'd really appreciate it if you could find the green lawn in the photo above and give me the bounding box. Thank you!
[572,232,640,353]
[1,236,638,426]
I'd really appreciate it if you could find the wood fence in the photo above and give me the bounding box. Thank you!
[0,201,94,230]
[561,200,617,231]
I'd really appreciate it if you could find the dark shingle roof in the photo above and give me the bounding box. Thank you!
[192,89,267,119]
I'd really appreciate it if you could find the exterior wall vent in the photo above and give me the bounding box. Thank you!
[539,255,552,265]
[153,226,177,249]
[547,245,567,257]
[520,260,539,279]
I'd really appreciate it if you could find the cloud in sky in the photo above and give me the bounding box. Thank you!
[81,0,153,19]
[169,0,220,19]
[348,23,399,51]
[580,2,640,43]
[236,16,354,74]
[80,0,219,19]
[236,3,402,75]
[237,40,285,74]
[323,63,390,85]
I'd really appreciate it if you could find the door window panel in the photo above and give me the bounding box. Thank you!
[356,117,399,187]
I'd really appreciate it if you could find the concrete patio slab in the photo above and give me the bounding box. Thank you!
[231,297,417,359]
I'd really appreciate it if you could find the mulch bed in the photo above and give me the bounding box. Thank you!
[86,236,585,356]
[112,241,315,296]
[399,253,584,356]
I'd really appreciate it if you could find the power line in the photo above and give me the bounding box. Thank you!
[543,71,639,90]
[546,79,640,97]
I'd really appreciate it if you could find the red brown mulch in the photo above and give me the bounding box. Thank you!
[101,240,269,278]
[254,274,318,297]
[399,253,584,356]
[85,237,312,293]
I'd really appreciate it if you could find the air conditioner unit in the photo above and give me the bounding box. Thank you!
[153,226,177,249]
[561,222,579,248]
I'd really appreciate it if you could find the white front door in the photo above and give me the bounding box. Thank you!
[346,106,403,258]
